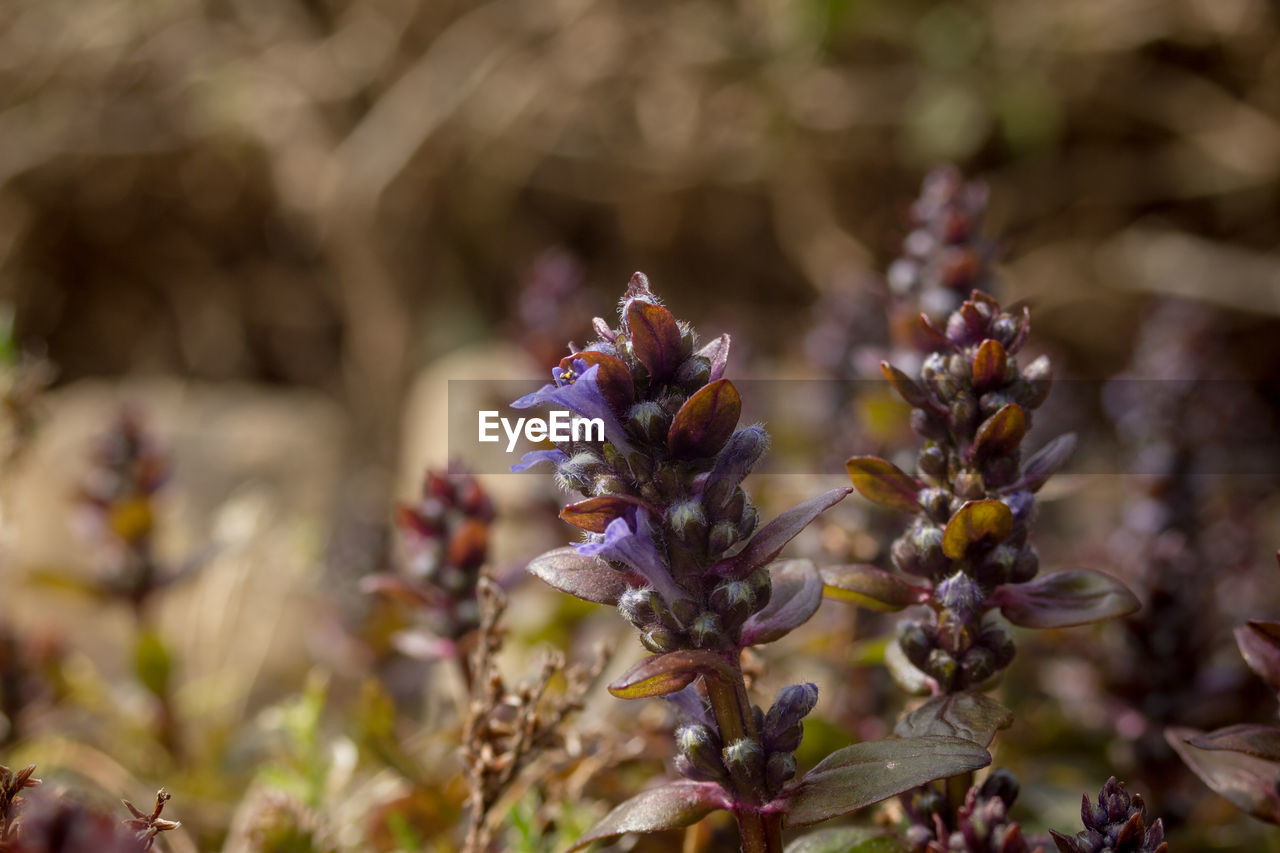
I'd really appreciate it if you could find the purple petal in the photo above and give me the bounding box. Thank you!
[576,509,683,603]
[511,363,634,453]
[697,333,731,382]
[510,449,569,473]
[665,684,713,727]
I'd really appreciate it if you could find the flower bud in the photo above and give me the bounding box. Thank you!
[917,443,948,479]
[899,622,933,668]
[910,407,949,441]
[717,488,747,524]
[670,597,699,628]
[722,737,765,792]
[913,523,949,577]
[960,646,996,686]
[954,469,985,501]
[937,572,986,623]
[640,628,680,653]
[708,520,740,556]
[709,580,755,627]
[982,455,1018,489]
[674,356,711,391]
[765,751,798,796]
[1018,355,1052,408]
[980,768,1020,807]
[690,611,723,649]
[627,401,670,445]
[763,683,819,748]
[979,391,1014,418]
[925,648,958,689]
[617,587,659,628]
[918,487,952,522]
[667,500,708,546]
[979,622,1016,669]
[949,394,979,437]
[747,567,772,612]
[991,314,1019,348]
[737,503,759,540]
[1010,545,1039,584]
[676,724,727,783]
[977,544,1018,587]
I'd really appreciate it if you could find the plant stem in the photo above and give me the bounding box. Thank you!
[946,769,973,821]
[705,655,782,853]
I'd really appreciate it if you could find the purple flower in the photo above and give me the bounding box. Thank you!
[576,508,684,604]
[510,449,569,473]
[511,360,633,453]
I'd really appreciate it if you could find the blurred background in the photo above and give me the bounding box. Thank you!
[2,0,1280,850]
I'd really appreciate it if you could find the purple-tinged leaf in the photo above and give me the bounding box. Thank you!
[993,569,1139,629]
[627,300,683,381]
[846,457,922,514]
[785,827,912,853]
[941,500,1012,560]
[1236,619,1280,692]
[1008,306,1031,353]
[1189,725,1280,762]
[724,488,852,577]
[568,781,729,851]
[821,564,925,612]
[740,560,823,646]
[893,692,1013,747]
[971,339,1008,391]
[880,362,935,411]
[1017,433,1076,492]
[697,333,731,382]
[1167,726,1280,824]
[608,650,738,700]
[969,403,1026,462]
[783,736,991,827]
[668,379,742,459]
[918,313,953,351]
[526,546,642,606]
[592,316,616,342]
[560,495,653,534]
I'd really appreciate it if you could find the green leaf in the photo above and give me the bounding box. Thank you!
[527,546,642,606]
[845,457,921,514]
[994,569,1139,629]
[667,379,742,458]
[784,736,991,827]
[568,781,727,851]
[134,630,172,697]
[822,564,923,612]
[970,403,1026,461]
[608,650,737,700]
[740,559,823,646]
[786,827,913,853]
[941,500,1012,560]
[1167,726,1280,824]
[893,692,1013,747]
[626,300,683,381]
